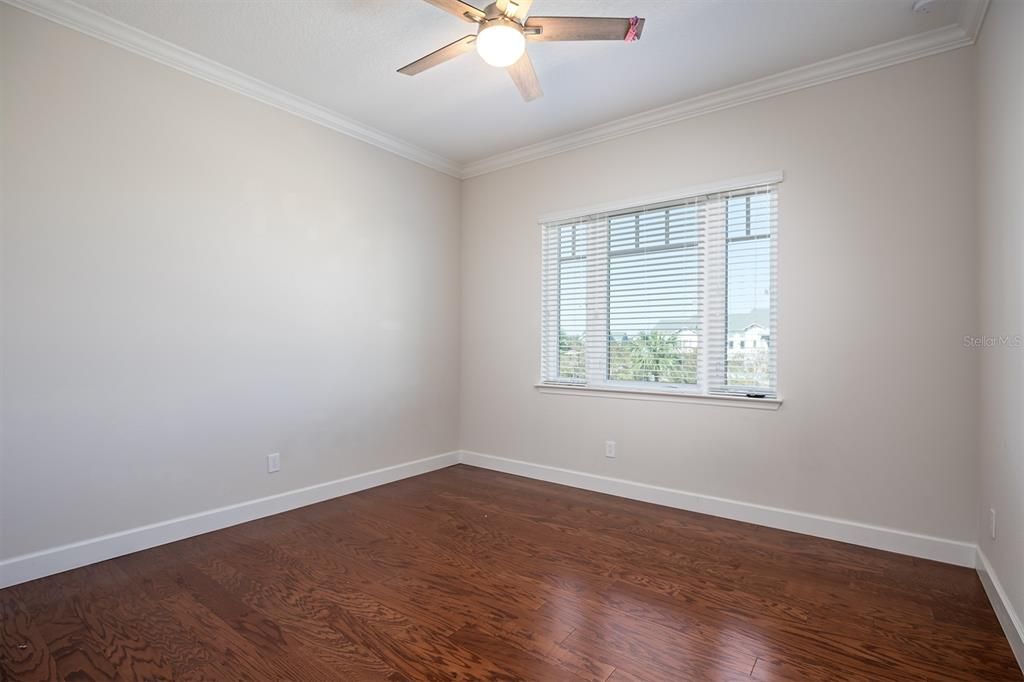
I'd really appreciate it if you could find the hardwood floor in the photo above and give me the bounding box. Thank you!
[1,464,1020,681]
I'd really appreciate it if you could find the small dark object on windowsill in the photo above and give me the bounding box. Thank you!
[745,393,767,399]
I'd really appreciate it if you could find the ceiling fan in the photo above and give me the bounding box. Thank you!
[397,0,645,102]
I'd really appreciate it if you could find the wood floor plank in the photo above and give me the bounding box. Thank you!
[0,593,58,682]
[1,464,1019,681]
[194,533,522,680]
[447,625,585,681]
[9,562,176,681]
[562,624,756,682]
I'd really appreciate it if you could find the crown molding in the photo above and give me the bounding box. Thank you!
[461,3,988,178]
[1,0,464,178]
[5,0,989,181]
[959,0,991,42]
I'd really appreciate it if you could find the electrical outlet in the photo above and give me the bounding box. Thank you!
[605,441,616,458]
[267,452,281,473]
[990,508,996,540]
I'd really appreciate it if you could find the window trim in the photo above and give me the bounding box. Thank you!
[535,171,784,226]
[538,171,784,407]
[534,383,782,409]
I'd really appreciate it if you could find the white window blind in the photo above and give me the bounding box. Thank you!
[541,183,778,399]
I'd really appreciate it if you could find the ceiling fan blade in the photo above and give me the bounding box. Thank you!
[423,0,485,23]
[524,16,645,41]
[397,35,477,75]
[507,50,542,102]
[496,0,533,19]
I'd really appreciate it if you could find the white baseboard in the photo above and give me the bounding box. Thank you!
[459,449,1023,671]
[0,451,460,589]
[977,548,1024,672]
[456,450,978,568]
[4,446,1020,674]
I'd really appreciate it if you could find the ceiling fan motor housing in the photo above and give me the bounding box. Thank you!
[484,2,517,21]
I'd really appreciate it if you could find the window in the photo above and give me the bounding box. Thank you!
[541,182,778,399]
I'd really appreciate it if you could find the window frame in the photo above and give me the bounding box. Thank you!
[537,172,783,409]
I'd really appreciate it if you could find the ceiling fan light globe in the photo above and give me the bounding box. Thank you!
[476,23,526,67]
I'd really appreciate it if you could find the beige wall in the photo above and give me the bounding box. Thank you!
[460,47,979,542]
[0,1,999,570]
[0,5,461,559]
[977,0,1024,626]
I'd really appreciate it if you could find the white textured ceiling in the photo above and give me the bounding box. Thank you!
[74,0,969,165]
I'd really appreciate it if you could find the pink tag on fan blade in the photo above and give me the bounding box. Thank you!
[625,17,640,42]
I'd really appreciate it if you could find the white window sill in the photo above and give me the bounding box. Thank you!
[534,383,783,410]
